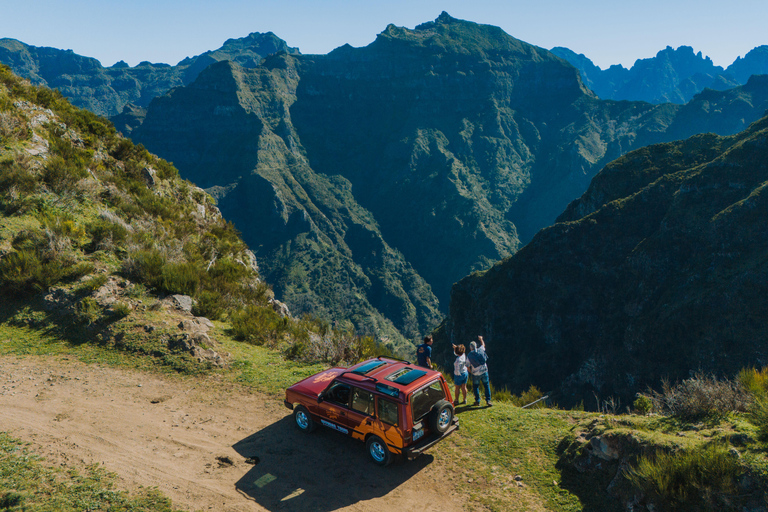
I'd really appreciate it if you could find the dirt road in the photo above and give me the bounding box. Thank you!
[0,355,464,512]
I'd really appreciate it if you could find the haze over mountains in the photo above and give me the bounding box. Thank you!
[2,12,767,363]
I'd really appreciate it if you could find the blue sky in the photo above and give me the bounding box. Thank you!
[3,0,766,69]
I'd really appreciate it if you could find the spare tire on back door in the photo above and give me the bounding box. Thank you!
[429,399,454,434]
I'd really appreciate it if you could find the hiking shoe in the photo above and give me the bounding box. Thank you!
[487,401,493,407]
[460,400,467,405]
[473,401,480,407]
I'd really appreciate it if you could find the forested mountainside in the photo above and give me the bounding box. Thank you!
[0,33,298,117]
[122,13,768,343]
[552,44,768,104]
[436,112,768,406]
[4,13,768,345]
[0,63,284,368]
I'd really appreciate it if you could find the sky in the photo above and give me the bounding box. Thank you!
[2,0,766,70]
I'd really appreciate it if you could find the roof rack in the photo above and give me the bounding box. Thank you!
[376,355,412,365]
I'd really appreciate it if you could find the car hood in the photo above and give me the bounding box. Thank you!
[288,367,345,397]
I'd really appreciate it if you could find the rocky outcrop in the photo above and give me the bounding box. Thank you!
[436,114,768,405]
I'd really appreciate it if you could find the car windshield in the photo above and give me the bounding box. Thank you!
[411,380,446,422]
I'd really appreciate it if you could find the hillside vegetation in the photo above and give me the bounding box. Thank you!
[0,64,400,370]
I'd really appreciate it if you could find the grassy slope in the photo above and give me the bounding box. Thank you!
[5,318,768,511]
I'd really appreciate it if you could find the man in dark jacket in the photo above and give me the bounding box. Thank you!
[416,335,433,368]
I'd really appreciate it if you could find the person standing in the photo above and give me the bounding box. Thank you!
[467,335,492,406]
[451,343,468,405]
[416,335,433,369]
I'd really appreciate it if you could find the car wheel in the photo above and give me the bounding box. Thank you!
[293,405,316,433]
[429,400,454,434]
[366,435,392,466]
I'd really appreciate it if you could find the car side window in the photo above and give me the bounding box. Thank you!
[326,382,351,406]
[378,397,399,427]
[351,387,375,416]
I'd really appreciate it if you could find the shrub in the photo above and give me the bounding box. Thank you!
[123,249,165,290]
[230,305,287,345]
[74,297,102,326]
[647,373,751,421]
[161,262,200,296]
[747,397,768,441]
[111,302,131,319]
[86,218,128,252]
[634,394,653,415]
[625,443,744,511]
[738,367,768,398]
[192,290,224,321]
[41,155,87,194]
[0,249,44,297]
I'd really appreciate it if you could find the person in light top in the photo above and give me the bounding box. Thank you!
[467,335,492,406]
[451,343,468,405]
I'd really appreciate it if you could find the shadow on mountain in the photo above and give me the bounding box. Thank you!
[232,415,434,511]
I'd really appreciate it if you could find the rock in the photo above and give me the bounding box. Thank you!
[270,298,291,319]
[142,166,157,188]
[178,318,212,333]
[167,295,194,313]
[588,435,620,461]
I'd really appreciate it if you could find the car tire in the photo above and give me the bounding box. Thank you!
[366,435,392,466]
[293,405,316,433]
[429,400,454,434]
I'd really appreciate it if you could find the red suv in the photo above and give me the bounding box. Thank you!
[284,356,459,465]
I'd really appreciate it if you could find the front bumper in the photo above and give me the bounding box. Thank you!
[403,416,460,460]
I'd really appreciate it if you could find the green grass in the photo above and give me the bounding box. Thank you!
[0,432,178,512]
[2,310,768,511]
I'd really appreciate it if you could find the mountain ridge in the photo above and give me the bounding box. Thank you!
[552,44,768,104]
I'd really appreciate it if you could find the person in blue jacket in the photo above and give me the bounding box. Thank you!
[416,335,433,368]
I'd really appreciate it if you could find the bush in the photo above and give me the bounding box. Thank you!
[123,249,165,290]
[747,397,768,441]
[648,373,751,421]
[111,302,131,319]
[161,262,200,296]
[74,297,103,326]
[634,394,653,415]
[41,155,88,194]
[87,218,128,252]
[192,290,224,321]
[738,367,768,398]
[230,305,287,345]
[625,443,744,511]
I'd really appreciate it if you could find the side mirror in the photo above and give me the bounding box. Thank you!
[317,393,324,404]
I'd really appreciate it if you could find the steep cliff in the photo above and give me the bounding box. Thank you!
[437,114,768,406]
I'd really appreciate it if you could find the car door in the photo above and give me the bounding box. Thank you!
[317,381,353,435]
[374,395,404,452]
[343,386,376,441]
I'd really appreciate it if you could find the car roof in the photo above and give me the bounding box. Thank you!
[337,357,443,398]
